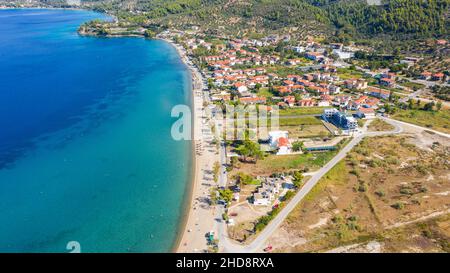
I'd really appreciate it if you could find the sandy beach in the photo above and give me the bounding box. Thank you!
[162,38,221,253]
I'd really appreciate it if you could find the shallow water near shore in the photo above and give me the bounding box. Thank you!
[0,9,192,252]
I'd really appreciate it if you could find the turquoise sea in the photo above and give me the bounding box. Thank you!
[0,9,192,252]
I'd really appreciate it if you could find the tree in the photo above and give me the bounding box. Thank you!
[144,29,155,38]
[213,161,220,183]
[436,101,443,111]
[234,172,259,186]
[408,99,414,109]
[209,188,218,205]
[218,189,234,205]
[422,102,435,111]
[292,141,304,152]
[292,171,304,188]
[236,140,264,162]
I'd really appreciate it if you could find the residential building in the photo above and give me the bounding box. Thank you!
[355,107,376,119]
[367,86,390,100]
[268,131,291,155]
[323,109,358,131]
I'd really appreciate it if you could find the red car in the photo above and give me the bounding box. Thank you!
[263,245,273,252]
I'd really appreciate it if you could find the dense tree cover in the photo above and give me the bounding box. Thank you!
[24,0,450,40]
[326,0,449,39]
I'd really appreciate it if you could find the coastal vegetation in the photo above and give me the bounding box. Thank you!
[280,135,450,252]
[13,1,449,54]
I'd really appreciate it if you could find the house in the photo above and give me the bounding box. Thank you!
[293,46,305,53]
[239,96,267,105]
[268,131,291,155]
[267,73,279,80]
[332,49,354,60]
[432,73,445,81]
[333,95,351,108]
[234,82,248,93]
[367,86,390,100]
[355,107,375,119]
[298,99,315,107]
[363,97,380,109]
[379,77,395,87]
[329,85,341,94]
[286,59,302,66]
[419,72,432,80]
[345,79,368,90]
[283,80,295,87]
[347,101,361,111]
[252,178,283,206]
[276,137,290,155]
[211,91,231,102]
[318,100,330,107]
[305,52,324,61]
[284,96,296,107]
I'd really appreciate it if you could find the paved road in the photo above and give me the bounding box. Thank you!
[218,118,403,253]
[383,117,450,139]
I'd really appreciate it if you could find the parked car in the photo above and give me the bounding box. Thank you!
[263,245,273,252]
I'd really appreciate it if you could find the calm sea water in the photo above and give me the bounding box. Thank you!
[0,9,192,252]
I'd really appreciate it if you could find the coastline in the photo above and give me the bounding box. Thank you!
[162,38,219,253]
[163,38,198,253]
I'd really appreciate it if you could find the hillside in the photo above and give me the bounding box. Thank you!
[3,0,449,40]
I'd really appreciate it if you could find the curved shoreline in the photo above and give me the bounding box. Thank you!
[163,39,198,253]
[162,39,212,253]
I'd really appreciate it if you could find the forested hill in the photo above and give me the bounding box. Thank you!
[5,0,450,39]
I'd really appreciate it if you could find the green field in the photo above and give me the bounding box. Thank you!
[256,88,274,98]
[281,125,330,138]
[399,81,426,90]
[279,116,323,126]
[336,68,365,80]
[392,108,450,134]
[279,107,329,116]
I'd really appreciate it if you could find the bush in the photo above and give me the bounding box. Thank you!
[222,213,229,221]
[400,187,413,195]
[282,190,295,201]
[375,189,385,197]
[358,183,368,192]
[392,202,405,210]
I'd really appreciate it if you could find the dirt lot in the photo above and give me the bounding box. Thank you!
[368,118,395,132]
[227,202,271,242]
[267,134,450,252]
[229,151,337,177]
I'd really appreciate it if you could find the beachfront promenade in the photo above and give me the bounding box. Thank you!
[173,40,221,253]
